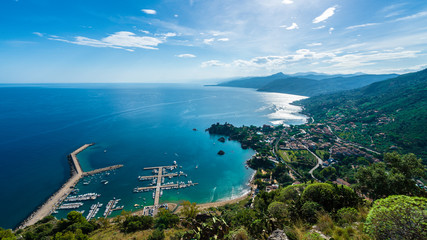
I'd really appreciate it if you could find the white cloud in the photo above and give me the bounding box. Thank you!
[307,42,322,47]
[49,31,164,51]
[394,11,427,22]
[176,54,196,58]
[202,49,335,70]
[282,0,294,4]
[280,22,299,30]
[312,25,325,30]
[33,32,43,37]
[217,38,229,42]
[201,60,226,67]
[313,6,337,24]
[141,9,157,15]
[325,49,420,68]
[174,14,179,18]
[203,38,215,45]
[161,32,177,37]
[346,23,379,30]
[329,27,334,34]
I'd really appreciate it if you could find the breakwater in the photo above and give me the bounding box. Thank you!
[17,144,123,229]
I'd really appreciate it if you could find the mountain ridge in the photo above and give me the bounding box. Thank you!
[216,72,398,96]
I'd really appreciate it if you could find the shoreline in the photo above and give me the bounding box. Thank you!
[17,143,94,229]
[17,144,123,230]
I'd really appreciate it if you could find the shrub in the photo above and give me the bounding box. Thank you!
[364,195,427,239]
[121,215,154,233]
[148,229,165,240]
[336,207,358,225]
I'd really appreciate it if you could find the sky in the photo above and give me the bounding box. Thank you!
[1,0,427,83]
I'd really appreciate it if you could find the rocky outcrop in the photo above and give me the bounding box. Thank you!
[217,150,225,155]
[268,229,289,240]
[218,137,226,142]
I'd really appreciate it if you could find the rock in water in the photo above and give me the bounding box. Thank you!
[217,150,225,155]
[268,229,289,240]
[218,137,226,142]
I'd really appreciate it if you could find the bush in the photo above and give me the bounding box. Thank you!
[301,183,335,212]
[121,215,154,233]
[364,195,427,239]
[155,209,179,229]
[267,201,287,219]
[336,207,358,225]
[148,229,165,240]
[0,227,16,240]
[301,201,323,223]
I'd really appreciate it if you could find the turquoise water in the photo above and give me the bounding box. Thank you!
[0,84,307,228]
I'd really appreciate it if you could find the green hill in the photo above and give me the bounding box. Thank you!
[298,68,427,161]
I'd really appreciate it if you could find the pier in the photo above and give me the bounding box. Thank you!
[18,143,123,229]
[134,164,198,215]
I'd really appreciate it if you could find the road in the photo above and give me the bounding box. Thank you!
[304,146,323,180]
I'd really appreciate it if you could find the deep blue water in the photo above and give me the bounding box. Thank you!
[0,84,307,229]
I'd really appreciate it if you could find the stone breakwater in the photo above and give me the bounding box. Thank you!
[17,144,123,229]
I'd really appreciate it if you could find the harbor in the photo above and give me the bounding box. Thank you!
[18,144,123,229]
[133,162,198,216]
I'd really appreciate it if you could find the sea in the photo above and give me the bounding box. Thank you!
[0,84,307,229]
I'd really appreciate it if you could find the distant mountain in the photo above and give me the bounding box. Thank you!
[217,72,398,96]
[298,68,427,160]
[217,72,287,89]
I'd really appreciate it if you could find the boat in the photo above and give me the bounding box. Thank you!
[195,165,198,169]
[104,181,109,185]
[104,149,107,153]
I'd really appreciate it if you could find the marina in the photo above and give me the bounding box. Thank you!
[86,202,103,221]
[18,144,123,229]
[133,163,198,215]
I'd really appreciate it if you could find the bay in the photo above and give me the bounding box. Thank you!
[0,84,307,228]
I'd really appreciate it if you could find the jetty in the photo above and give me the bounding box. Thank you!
[18,144,123,229]
[134,164,198,216]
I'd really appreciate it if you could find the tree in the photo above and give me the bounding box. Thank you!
[356,152,425,199]
[364,195,427,239]
[301,183,335,212]
[0,227,16,240]
[67,211,86,224]
[120,215,153,233]
[181,201,199,220]
[267,201,287,220]
[155,209,179,229]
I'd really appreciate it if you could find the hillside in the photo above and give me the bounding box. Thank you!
[217,73,397,96]
[298,68,427,161]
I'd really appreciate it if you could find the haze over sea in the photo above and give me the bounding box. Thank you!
[0,84,307,229]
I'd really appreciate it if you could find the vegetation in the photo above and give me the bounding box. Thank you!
[364,195,427,239]
[298,68,427,161]
[355,152,426,199]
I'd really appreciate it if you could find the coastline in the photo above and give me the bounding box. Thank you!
[17,144,123,230]
[17,144,94,229]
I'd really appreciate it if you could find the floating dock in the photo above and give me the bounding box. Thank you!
[134,164,198,215]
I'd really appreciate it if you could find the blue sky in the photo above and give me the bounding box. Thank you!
[1,0,427,83]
